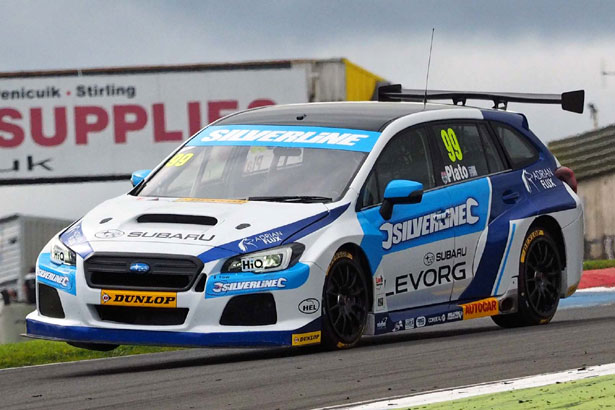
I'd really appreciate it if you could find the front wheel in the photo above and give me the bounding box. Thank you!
[492,226,562,328]
[321,251,369,349]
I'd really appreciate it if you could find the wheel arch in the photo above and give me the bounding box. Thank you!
[529,215,566,269]
[335,243,374,310]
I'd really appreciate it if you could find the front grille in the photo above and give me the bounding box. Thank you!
[38,283,65,318]
[95,305,188,326]
[84,253,203,291]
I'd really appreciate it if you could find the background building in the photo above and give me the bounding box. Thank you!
[549,124,615,259]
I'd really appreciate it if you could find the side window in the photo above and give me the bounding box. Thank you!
[360,128,434,208]
[478,124,506,173]
[491,123,539,169]
[432,122,500,184]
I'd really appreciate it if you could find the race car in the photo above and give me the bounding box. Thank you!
[26,85,585,350]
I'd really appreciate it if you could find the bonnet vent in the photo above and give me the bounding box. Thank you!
[137,214,217,226]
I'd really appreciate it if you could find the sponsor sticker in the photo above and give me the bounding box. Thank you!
[291,331,321,346]
[405,318,415,329]
[377,317,388,329]
[416,316,426,327]
[380,197,479,250]
[212,278,287,294]
[522,168,556,194]
[189,125,381,153]
[100,290,177,308]
[298,298,320,314]
[520,229,544,263]
[393,320,405,332]
[460,297,499,320]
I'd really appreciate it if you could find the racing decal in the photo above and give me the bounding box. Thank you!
[100,290,177,308]
[522,168,556,193]
[165,152,194,167]
[291,331,321,346]
[204,262,309,298]
[440,128,463,162]
[198,203,349,263]
[358,178,490,274]
[441,164,478,184]
[380,198,480,250]
[386,262,466,296]
[93,230,215,242]
[460,297,499,320]
[59,220,93,258]
[187,125,381,152]
[520,229,544,263]
[373,305,465,335]
[238,231,283,252]
[36,253,76,295]
[423,248,466,266]
[298,298,320,314]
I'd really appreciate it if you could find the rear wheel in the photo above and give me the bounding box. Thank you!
[492,226,562,328]
[321,251,369,349]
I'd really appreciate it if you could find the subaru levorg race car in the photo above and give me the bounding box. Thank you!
[27,85,585,350]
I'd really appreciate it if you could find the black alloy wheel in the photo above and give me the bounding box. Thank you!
[321,251,369,349]
[493,226,562,328]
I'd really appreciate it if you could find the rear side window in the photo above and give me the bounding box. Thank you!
[491,123,539,169]
[432,123,504,185]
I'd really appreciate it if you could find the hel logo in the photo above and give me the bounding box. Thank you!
[100,290,177,308]
[298,298,320,314]
[461,297,499,320]
[129,262,150,273]
[291,331,321,346]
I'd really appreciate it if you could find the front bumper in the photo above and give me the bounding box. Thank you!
[27,255,325,347]
[26,314,320,347]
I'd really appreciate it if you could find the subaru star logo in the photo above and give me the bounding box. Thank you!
[95,229,124,239]
[129,262,150,273]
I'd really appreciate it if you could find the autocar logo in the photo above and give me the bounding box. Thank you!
[129,262,150,273]
[95,229,124,239]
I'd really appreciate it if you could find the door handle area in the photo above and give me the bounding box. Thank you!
[434,209,451,221]
[502,190,520,204]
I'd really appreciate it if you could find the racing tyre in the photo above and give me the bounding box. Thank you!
[321,251,369,349]
[492,227,562,328]
[67,342,119,351]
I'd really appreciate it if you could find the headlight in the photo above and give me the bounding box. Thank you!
[50,237,76,266]
[222,243,305,273]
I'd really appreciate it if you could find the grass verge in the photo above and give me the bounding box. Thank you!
[410,373,615,409]
[583,259,615,270]
[0,339,181,370]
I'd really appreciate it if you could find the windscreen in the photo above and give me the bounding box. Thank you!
[137,145,367,202]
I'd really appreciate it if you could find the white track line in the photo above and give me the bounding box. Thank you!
[323,362,615,410]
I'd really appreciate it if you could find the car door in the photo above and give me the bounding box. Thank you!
[357,127,456,312]
[428,121,506,302]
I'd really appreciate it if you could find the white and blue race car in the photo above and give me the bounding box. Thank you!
[27,86,585,350]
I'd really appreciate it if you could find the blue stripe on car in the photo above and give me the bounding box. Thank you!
[26,317,321,347]
[198,203,349,263]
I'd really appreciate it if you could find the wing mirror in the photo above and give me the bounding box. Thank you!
[131,169,151,187]
[379,180,423,220]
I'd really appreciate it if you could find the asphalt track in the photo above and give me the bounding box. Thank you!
[1,303,614,410]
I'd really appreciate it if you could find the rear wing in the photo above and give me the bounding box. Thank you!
[378,84,585,114]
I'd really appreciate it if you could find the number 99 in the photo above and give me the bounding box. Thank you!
[441,128,463,162]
